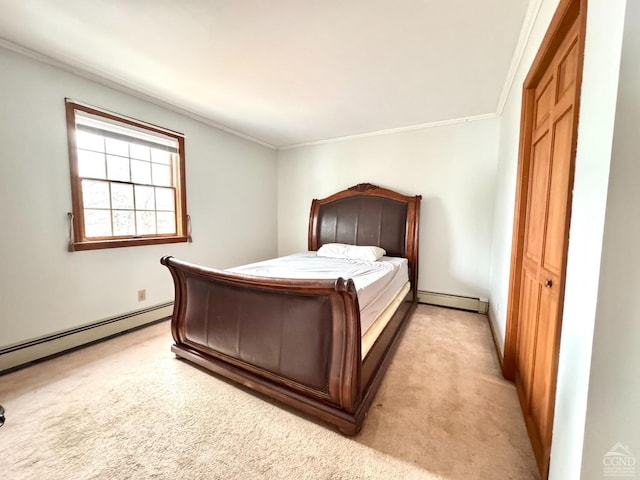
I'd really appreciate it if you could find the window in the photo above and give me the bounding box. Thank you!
[65,100,188,250]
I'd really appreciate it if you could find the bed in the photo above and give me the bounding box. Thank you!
[161,183,421,434]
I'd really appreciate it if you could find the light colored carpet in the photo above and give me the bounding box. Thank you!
[0,305,538,479]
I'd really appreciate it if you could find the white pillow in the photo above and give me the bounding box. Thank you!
[316,243,386,262]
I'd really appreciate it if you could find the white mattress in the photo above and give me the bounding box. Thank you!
[226,252,409,335]
[362,281,410,359]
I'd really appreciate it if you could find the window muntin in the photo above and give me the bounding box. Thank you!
[66,100,188,250]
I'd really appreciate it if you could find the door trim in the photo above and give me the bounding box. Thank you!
[502,0,587,476]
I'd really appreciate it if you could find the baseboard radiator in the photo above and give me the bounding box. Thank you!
[1,293,487,374]
[417,290,489,314]
[0,302,173,374]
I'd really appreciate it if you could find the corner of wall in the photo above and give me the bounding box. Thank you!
[486,303,505,367]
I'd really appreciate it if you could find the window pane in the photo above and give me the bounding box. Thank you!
[131,159,151,184]
[76,131,104,152]
[77,150,106,179]
[157,211,176,234]
[112,210,135,236]
[84,209,111,237]
[105,137,129,157]
[136,211,156,235]
[69,101,186,248]
[155,187,175,211]
[111,183,134,210]
[152,163,171,187]
[135,185,155,210]
[151,148,172,165]
[106,155,130,182]
[82,180,110,208]
[130,143,150,160]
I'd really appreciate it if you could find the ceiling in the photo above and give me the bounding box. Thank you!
[0,0,530,148]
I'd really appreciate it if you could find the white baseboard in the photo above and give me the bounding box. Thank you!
[417,290,489,314]
[0,302,173,373]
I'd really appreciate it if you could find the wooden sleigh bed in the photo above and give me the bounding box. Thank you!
[161,183,421,434]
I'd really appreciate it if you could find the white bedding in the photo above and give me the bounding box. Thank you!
[226,251,409,335]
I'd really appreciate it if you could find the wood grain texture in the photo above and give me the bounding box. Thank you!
[503,0,587,476]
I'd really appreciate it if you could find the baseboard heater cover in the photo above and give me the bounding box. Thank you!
[417,290,489,314]
[0,302,173,374]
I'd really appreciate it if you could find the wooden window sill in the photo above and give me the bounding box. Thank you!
[71,236,189,251]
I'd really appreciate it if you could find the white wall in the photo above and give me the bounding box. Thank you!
[550,1,627,478]
[277,118,500,298]
[580,0,640,476]
[0,47,277,349]
[487,0,628,478]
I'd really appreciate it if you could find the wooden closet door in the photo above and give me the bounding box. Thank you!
[515,17,580,474]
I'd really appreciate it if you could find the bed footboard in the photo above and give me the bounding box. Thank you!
[161,255,364,433]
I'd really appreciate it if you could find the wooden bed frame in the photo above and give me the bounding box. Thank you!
[161,183,421,434]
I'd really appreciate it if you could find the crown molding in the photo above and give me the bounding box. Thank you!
[3,13,538,153]
[278,113,499,151]
[496,0,545,115]
[0,38,277,150]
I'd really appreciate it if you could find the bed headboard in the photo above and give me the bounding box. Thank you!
[308,183,422,298]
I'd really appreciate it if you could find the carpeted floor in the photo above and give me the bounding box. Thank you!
[0,305,539,479]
